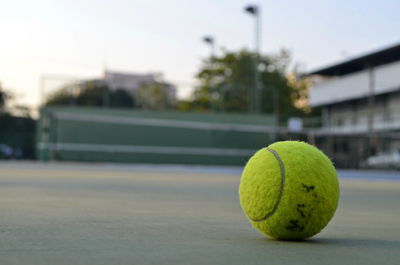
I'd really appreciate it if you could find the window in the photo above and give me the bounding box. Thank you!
[351,102,358,125]
[336,117,344,127]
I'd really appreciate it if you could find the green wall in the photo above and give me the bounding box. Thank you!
[37,107,277,165]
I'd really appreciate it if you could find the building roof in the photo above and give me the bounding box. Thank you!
[305,42,400,77]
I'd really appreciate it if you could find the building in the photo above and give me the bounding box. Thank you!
[103,70,177,107]
[305,43,400,166]
[307,43,400,134]
[104,70,159,93]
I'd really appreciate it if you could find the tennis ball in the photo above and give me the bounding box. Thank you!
[239,141,339,240]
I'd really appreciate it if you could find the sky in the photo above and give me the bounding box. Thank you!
[0,0,399,109]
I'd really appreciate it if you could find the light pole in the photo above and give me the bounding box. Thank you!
[203,36,217,111]
[244,4,261,113]
[367,65,376,159]
[203,36,215,59]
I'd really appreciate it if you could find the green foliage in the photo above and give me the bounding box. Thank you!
[136,81,176,111]
[45,81,135,108]
[0,83,35,159]
[190,49,310,123]
[46,87,78,106]
[177,99,193,112]
[45,80,177,111]
[0,84,11,114]
[109,89,135,108]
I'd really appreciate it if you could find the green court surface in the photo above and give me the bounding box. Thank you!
[0,162,399,265]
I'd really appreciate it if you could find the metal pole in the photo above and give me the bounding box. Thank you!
[273,85,279,125]
[367,66,376,156]
[210,44,215,112]
[254,5,262,113]
[244,4,262,113]
[39,76,44,107]
[203,36,216,112]
[210,40,215,61]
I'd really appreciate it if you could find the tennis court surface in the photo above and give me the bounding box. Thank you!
[0,162,399,265]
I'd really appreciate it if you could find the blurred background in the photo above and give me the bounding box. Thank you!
[1,0,399,170]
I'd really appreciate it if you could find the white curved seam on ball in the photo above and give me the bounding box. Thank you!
[251,147,285,222]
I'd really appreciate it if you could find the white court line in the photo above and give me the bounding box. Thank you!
[54,112,279,133]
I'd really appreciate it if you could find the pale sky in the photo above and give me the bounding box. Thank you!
[1,0,399,109]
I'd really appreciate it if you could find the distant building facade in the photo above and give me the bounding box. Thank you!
[104,70,158,93]
[307,44,400,135]
[102,70,176,107]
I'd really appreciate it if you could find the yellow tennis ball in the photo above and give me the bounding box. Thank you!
[239,141,340,240]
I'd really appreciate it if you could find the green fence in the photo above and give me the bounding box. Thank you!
[37,107,277,165]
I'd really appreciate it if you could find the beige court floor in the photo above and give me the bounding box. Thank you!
[0,162,399,265]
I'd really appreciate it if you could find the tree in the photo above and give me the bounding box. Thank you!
[109,89,136,108]
[0,83,35,159]
[190,49,310,123]
[0,83,11,114]
[45,81,135,108]
[135,81,176,111]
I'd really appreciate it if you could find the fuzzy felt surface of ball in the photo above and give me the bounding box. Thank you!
[239,141,340,240]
